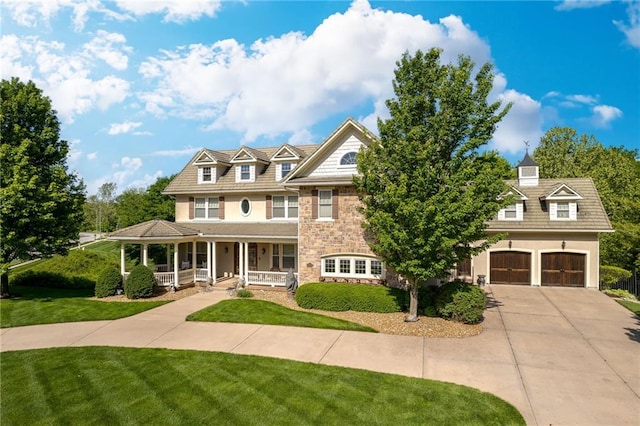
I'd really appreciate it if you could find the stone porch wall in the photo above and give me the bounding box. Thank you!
[298,185,376,284]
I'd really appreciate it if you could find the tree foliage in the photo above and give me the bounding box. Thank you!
[0,78,85,295]
[533,127,640,271]
[355,49,511,321]
[114,175,175,228]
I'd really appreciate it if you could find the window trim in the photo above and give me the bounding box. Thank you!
[556,201,570,219]
[318,189,333,219]
[193,197,220,220]
[321,255,384,280]
[280,162,292,180]
[240,164,251,181]
[339,151,357,167]
[240,197,252,216]
[271,194,298,219]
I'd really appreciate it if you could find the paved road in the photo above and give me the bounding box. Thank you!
[1,286,638,425]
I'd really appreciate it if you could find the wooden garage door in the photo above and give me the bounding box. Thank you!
[490,251,531,285]
[541,252,585,287]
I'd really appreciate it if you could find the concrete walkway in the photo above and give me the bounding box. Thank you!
[1,286,638,425]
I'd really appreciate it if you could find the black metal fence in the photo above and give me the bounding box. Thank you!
[609,270,640,297]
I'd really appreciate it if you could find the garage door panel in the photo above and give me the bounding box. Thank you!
[490,252,531,285]
[541,253,585,287]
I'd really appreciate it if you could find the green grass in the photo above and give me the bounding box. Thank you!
[0,286,168,328]
[616,299,640,315]
[187,299,377,332]
[0,347,525,425]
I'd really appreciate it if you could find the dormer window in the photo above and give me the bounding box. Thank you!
[240,165,250,180]
[340,151,357,166]
[281,163,292,179]
[202,167,212,182]
[504,204,517,219]
[198,166,215,184]
[556,202,570,219]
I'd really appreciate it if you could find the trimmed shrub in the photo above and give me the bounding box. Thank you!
[602,288,637,300]
[295,283,404,313]
[236,289,254,298]
[29,250,117,283]
[599,265,632,289]
[10,270,94,289]
[435,280,486,324]
[124,265,156,299]
[95,266,123,298]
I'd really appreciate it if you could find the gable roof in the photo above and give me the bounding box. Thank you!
[488,178,611,232]
[270,143,306,161]
[543,183,583,200]
[192,149,231,166]
[500,186,529,201]
[231,146,271,163]
[108,219,199,240]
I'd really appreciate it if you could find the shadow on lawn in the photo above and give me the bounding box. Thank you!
[6,285,94,301]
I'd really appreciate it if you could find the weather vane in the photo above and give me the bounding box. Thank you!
[523,140,530,153]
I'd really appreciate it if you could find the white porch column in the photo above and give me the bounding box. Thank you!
[120,242,125,275]
[173,243,179,288]
[207,241,212,278]
[166,244,171,269]
[142,244,148,266]
[211,242,217,283]
[244,241,249,283]
[192,240,197,282]
[238,242,244,280]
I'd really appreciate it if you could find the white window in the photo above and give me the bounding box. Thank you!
[272,195,298,219]
[271,244,297,271]
[319,190,332,218]
[340,151,357,166]
[194,198,206,218]
[198,166,214,183]
[240,165,250,181]
[240,198,251,216]
[194,197,219,219]
[321,256,385,280]
[281,162,292,179]
[202,167,212,182]
[504,204,517,219]
[557,202,570,219]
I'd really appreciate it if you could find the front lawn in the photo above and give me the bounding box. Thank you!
[616,299,640,315]
[0,286,168,328]
[0,347,525,425]
[187,299,376,332]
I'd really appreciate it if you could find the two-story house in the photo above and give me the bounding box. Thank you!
[109,118,612,289]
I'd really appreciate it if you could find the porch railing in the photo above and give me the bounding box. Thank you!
[247,271,298,287]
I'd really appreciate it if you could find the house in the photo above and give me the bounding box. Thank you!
[109,118,612,289]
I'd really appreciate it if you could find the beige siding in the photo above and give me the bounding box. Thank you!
[308,135,363,177]
[175,196,190,222]
[472,233,600,289]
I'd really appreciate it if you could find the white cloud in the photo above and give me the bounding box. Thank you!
[114,0,221,23]
[0,35,131,123]
[491,89,543,154]
[138,0,493,142]
[67,139,82,165]
[287,129,314,146]
[555,0,612,11]
[82,30,132,71]
[591,104,623,127]
[614,1,640,48]
[107,121,143,135]
[566,94,598,105]
[87,152,98,160]
[126,170,164,190]
[152,147,202,156]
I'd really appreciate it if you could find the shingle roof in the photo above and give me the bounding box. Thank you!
[190,222,298,239]
[164,144,320,195]
[517,152,538,167]
[488,178,612,232]
[108,219,199,239]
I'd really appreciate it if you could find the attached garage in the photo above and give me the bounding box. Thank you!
[541,252,585,287]
[490,251,531,285]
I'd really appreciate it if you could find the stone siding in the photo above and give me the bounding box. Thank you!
[298,185,376,284]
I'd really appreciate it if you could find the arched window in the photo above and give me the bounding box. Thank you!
[340,151,357,166]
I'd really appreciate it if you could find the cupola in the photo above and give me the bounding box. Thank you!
[517,152,539,186]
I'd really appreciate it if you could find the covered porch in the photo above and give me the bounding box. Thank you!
[108,220,299,288]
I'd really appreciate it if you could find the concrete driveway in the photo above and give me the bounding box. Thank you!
[1,286,638,425]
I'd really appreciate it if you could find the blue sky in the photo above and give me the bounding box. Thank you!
[1,0,638,195]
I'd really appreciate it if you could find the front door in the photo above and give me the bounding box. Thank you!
[248,243,258,271]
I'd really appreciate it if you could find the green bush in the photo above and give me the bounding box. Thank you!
[124,265,156,299]
[95,266,123,298]
[435,281,486,324]
[295,283,404,313]
[602,288,637,300]
[599,265,632,289]
[236,289,254,298]
[30,250,117,282]
[10,270,94,289]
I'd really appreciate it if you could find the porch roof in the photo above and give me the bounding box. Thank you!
[190,222,298,239]
[108,219,199,240]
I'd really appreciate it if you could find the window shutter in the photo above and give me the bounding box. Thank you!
[550,202,557,220]
[266,195,272,219]
[332,189,339,219]
[189,197,194,219]
[197,168,203,184]
[516,202,523,220]
[311,190,318,219]
[569,202,577,220]
[218,196,225,219]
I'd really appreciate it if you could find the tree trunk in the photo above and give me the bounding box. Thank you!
[1,271,9,298]
[405,283,419,322]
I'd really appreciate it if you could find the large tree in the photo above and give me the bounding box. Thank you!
[0,78,85,296]
[355,49,512,321]
[533,127,640,270]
